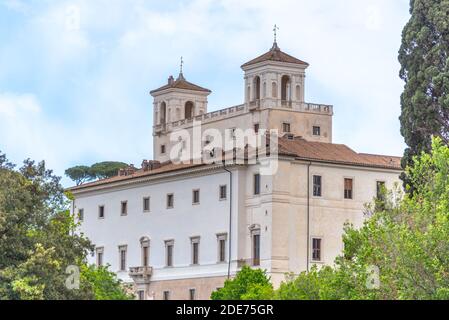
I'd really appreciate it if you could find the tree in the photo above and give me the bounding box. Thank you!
[398,0,449,190]
[65,161,128,185]
[0,152,131,300]
[65,166,93,186]
[90,161,128,180]
[211,266,274,300]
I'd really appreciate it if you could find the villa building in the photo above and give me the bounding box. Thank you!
[70,40,402,300]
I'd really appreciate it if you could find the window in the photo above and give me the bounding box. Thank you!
[282,122,291,133]
[119,245,127,271]
[313,126,321,136]
[167,194,174,209]
[344,178,353,200]
[229,128,236,140]
[189,289,196,300]
[191,237,200,265]
[141,239,150,267]
[163,291,170,300]
[160,144,166,154]
[252,231,261,266]
[376,181,386,199]
[313,175,322,197]
[165,240,174,267]
[121,201,127,216]
[143,197,150,212]
[254,123,259,134]
[217,234,227,263]
[98,205,105,219]
[312,238,322,261]
[219,185,227,200]
[192,189,200,204]
[138,291,145,300]
[78,209,84,221]
[254,174,261,195]
[96,247,104,267]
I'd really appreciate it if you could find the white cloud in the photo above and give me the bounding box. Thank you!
[0,93,41,117]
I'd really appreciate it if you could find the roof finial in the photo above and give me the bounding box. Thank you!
[273,24,279,44]
[272,24,280,50]
[180,56,184,74]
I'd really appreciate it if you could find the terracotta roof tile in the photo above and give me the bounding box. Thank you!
[150,74,211,95]
[69,162,205,192]
[277,137,402,170]
[241,43,309,68]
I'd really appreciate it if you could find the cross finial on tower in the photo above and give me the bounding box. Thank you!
[273,24,279,44]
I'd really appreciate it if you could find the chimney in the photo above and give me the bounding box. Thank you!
[168,75,174,85]
[142,160,161,171]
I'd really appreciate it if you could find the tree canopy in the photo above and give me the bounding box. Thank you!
[65,161,128,185]
[0,152,132,300]
[399,0,449,189]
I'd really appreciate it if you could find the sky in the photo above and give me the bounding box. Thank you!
[0,0,411,186]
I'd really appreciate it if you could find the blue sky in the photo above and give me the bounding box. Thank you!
[0,0,410,186]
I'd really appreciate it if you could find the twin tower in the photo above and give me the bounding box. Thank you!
[150,41,333,163]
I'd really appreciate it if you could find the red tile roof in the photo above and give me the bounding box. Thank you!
[277,137,402,170]
[150,73,211,95]
[241,43,309,68]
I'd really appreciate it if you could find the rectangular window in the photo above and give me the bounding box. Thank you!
[254,174,261,195]
[142,245,149,267]
[165,240,174,267]
[253,233,261,266]
[192,189,200,204]
[313,175,322,197]
[189,288,196,300]
[313,126,321,136]
[121,201,127,216]
[217,234,227,263]
[143,197,150,212]
[119,246,127,271]
[96,247,104,267]
[163,291,170,300]
[254,123,259,134]
[312,238,322,261]
[219,185,227,200]
[98,205,105,219]
[167,194,174,209]
[160,145,166,154]
[191,237,200,265]
[376,181,386,199]
[78,209,84,221]
[282,122,291,133]
[344,178,353,200]
[138,291,145,300]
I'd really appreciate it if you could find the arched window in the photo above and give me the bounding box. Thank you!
[160,102,166,124]
[295,85,301,101]
[185,101,194,119]
[281,75,291,101]
[272,82,278,98]
[253,76,261,101]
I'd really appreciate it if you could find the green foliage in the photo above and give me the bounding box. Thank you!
[64,166,92,186]
[0,152,130,300]
[65,161,128,185]
[211,266,273,300]
[398,0,449,190]
[80,265,134,300]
